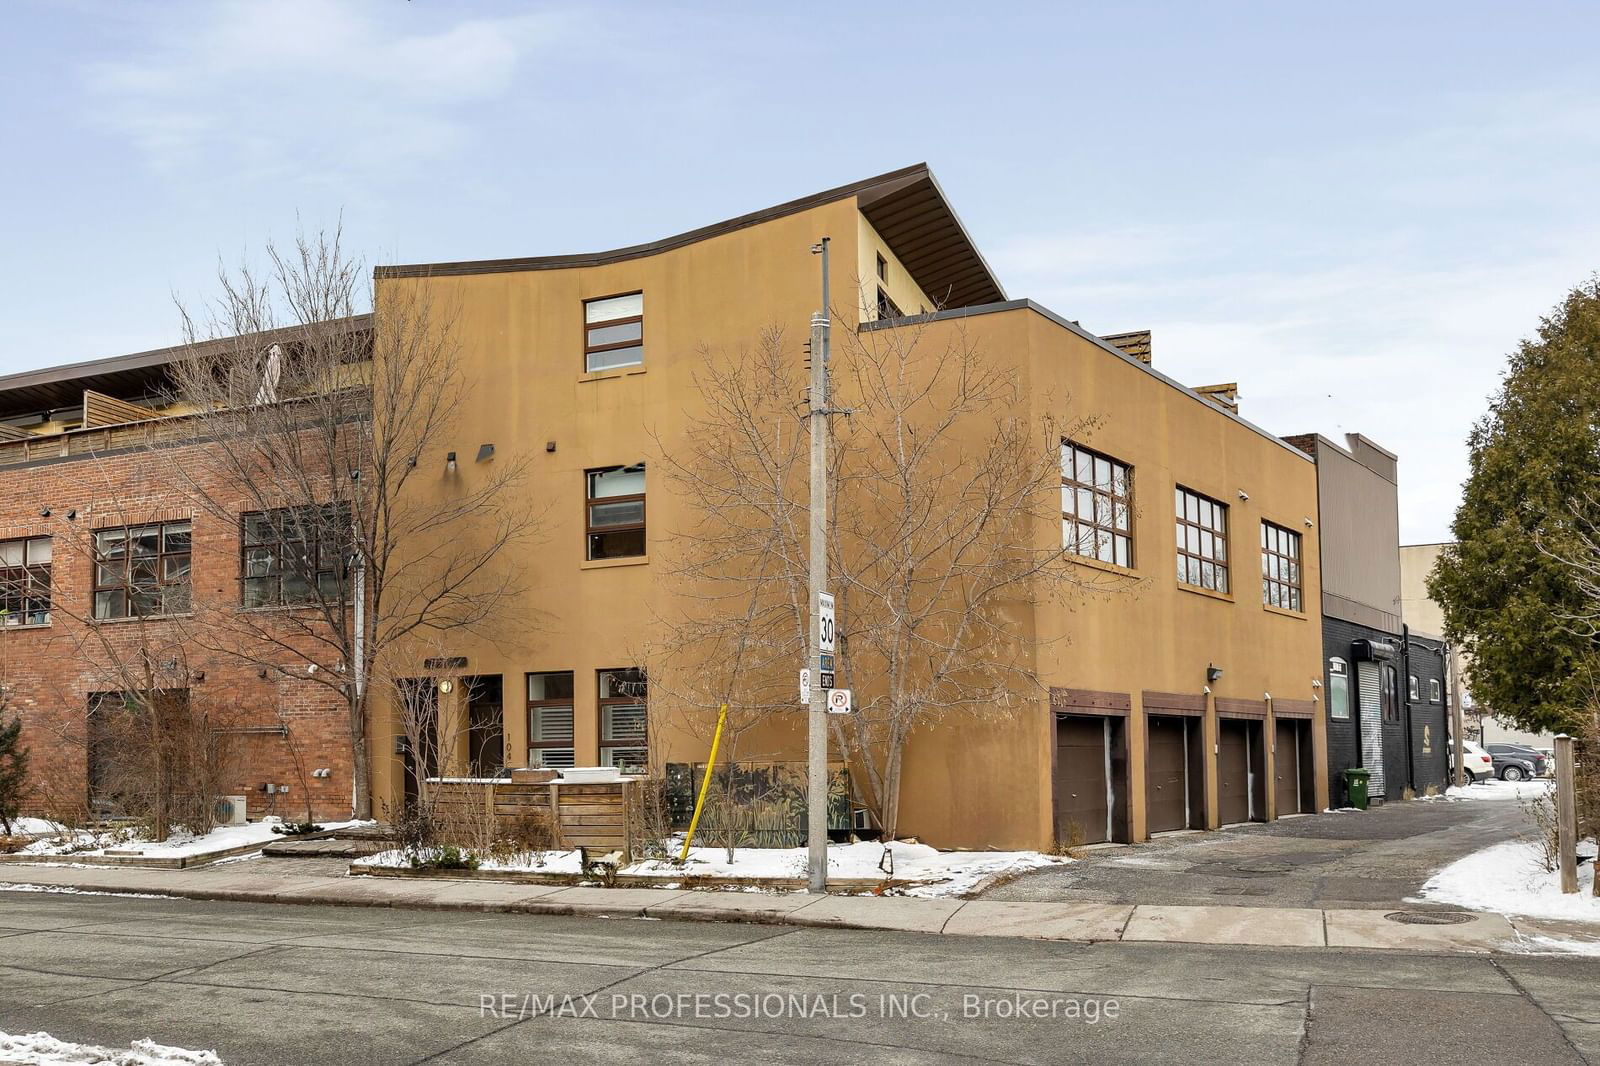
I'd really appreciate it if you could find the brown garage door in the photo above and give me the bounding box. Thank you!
[1274,719,1305,815]
[1218,719,1253,825]
[1056,715,1111,845]
[1146,715,1191,834]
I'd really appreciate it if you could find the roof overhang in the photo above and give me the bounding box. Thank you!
[374,163,1006,307]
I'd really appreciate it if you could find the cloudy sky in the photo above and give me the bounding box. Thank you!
[3,1,1597,542]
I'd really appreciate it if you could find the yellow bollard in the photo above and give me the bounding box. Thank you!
[678,704,729,863]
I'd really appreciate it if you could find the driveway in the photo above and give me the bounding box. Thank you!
[983,787,1535,910]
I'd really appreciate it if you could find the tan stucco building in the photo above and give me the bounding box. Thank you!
[365,164,1330,849]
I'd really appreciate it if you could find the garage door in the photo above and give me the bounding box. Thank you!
[1056,715,1112,845]
[1218,719,1254,825]
[1146,715,1191,833]
[1274,719,1305,815]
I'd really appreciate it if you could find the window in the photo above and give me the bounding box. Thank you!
[1260,521,1303,611]
[1381,664,1400,723]
[1328,658,1350,720]
[1408,674,1420,702]
[465,675,505,778]
[1429,678,1442,703]
[92,521,191,619]
[875,252,887,281]
[527,672,575,769]
[1175,487,1229,593]
[584,293,643,372]
[1061,442,1133,568]
[586,465,646,559]
[598,668,647,773]
[0,536,51,626]
[876,287,902,320]
[240,505,350,608]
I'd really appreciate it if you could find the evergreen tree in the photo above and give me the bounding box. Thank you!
[1430,276,1600,733]
[0,708,27,835]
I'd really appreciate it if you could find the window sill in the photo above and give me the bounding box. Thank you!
[579,366,647,384]
[90,613,193,625]
[1176,582,1233,604]
[0,621,51,632]
[1066,554,1139,579]
[239,602,353,615]
[581,555,649,570]
[1262,604,1308,621]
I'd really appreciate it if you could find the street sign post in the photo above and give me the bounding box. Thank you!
[818,592,835,653]
[827,688,852,714]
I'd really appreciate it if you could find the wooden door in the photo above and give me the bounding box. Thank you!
[1056,715,1111,845]
[1274,720,1304,815]
[1146,715,1190,833]
[1218,719,1252,825]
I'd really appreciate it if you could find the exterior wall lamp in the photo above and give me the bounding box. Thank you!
[445,451,457,472]
[1206,663,1224,683]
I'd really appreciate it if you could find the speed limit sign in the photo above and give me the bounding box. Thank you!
[827,688,852,714]
[818,592,835,653]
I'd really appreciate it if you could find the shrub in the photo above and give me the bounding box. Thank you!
[409,844,479,871]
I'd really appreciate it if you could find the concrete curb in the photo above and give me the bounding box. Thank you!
[0,864,1561,955]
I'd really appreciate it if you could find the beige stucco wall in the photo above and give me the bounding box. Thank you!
[367,200,1327,849]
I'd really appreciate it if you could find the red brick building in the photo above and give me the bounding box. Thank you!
[0,343,357,823]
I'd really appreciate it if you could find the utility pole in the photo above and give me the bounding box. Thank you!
[806,236,831,894]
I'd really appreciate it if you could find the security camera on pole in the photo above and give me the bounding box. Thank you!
[806,236,833,894]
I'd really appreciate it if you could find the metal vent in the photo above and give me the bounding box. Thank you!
[1383,910,1477,925]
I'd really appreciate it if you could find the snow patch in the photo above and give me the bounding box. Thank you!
[0,883,175,899]
[18,820,373,860]
[0,1031,221,1064]
[1415,839,1600,922]
[356,840,1067,897]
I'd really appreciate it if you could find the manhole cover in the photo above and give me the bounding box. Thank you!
[1383,910,1478,925]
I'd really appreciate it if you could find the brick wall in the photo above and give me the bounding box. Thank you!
[1,438,355,822]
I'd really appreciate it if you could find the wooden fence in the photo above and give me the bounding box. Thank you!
[427,778,641,861]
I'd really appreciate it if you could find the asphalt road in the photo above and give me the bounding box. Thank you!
[0,891,1595,1065]
[986,787,1534,909]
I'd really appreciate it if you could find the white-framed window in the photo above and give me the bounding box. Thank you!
[1407,674,1420,702]
[1175,486,1229,593]
[527,671,575,769]
[1328,657,1350,720]
[1429,678,1442,703]
[584,293,644,372]
[0,536,51,626]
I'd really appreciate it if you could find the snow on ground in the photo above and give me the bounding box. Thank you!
[357,840,1065,897]
[0,883,176,899]
[16,820,372,860]
[1415,838,1600,922]
[1443,779,1554,802]
[0,1031,221,1065]
[5,817,68,837]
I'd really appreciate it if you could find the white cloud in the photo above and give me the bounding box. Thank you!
[82,0,567,183]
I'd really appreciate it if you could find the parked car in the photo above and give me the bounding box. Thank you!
[1451,740,1495,784]
[1486,743,1544,781]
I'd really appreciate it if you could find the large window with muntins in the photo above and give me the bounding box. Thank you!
[93,521,191,619]
[1061,442,1133,568]
[584,293,643,372]
[0,536,51,626]
[1175,487,1228,593]
[527,671,576,769]
[241,505,350,608]
[1260,520,1303,611]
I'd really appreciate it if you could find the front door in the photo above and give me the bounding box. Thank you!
[1218,719,1262,825]
[1146,715,1192,833]
[1274,719,1306,815]
[1056,715,1112,845]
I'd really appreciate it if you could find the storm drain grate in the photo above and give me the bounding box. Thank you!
[1383,910,1478,925]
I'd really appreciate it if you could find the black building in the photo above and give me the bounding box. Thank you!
[1284,433,1449,804]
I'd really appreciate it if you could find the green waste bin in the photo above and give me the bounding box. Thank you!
[1343,767,1371,810]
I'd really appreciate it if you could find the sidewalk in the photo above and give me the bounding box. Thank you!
[0,861,1585,955]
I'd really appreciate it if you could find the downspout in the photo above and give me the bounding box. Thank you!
[1401,623,1416,794]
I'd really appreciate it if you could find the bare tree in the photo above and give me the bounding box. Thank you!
[163,229,538,819]
[656,309,1122,841]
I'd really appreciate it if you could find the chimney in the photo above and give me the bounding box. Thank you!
[1194,383,1240,414]
[1100,330,1152,365]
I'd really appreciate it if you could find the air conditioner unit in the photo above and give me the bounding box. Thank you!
[214,795,248,826]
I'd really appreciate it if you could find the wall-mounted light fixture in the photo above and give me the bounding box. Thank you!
[39,507,50,518]
[545,440,557,453]
[446,451,457,473]
[438,679,454,694]
[476,443,495,462]
[1206,663,1224,683]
